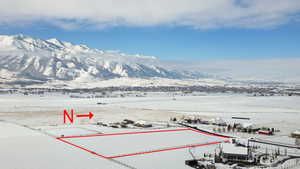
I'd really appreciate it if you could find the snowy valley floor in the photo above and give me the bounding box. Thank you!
[0,93,299,169]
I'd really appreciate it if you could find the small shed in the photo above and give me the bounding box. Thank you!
[291,130,300,138]
[134,121,152,128]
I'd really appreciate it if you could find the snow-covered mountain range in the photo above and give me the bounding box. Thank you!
[0,34,209,87]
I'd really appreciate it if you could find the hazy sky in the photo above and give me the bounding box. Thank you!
[0,0,300,61]
[160,58,300,82]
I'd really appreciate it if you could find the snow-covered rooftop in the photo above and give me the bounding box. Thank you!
[292,130,300,135]
[241,122,254,129]
[222,143,248,155]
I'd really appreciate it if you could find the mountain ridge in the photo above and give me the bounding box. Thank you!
[0,34,208,87]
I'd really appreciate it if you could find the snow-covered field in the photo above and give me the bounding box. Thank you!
[0,122,129,169]
[60,128,226,158]
[0,93,299,169]
[1,93,299,133]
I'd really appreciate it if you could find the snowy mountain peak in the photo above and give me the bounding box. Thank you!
[0,34,203,85]
[46,38,65,48]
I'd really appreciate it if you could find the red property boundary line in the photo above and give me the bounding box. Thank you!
[59,128,191,139]
[57,137,108,159]
[56,128,229,159]
[108,141,225,159]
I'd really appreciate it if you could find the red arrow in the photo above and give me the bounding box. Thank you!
[76,112,94,120]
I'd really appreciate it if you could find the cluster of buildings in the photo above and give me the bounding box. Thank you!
[97,119,153,128]
[172,116,227,126]
[175,116,276,136]
[186,138,300,169]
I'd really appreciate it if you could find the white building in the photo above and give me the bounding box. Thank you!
[220,143,254,163]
